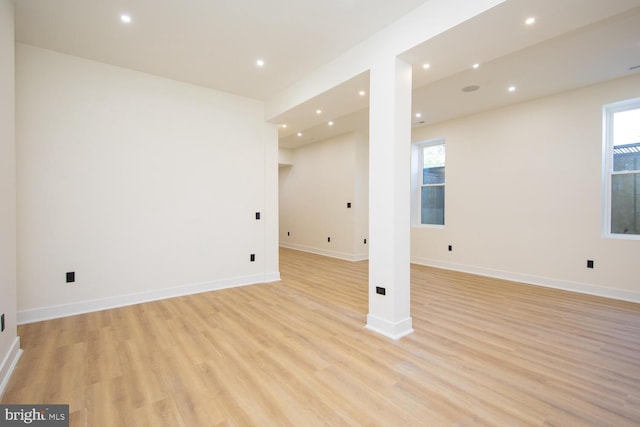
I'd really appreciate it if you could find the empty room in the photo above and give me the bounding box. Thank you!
[1,0,640,425]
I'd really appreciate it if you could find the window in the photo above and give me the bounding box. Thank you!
[412,139,445,226]
[603,98,640,238]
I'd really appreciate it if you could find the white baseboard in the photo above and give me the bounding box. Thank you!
[18,272,281,325]
[365,314,414,340]
[0,337,22,399]
[351,253,369,262]
[411,256,640,304]
[280,242,368,262]
[264,272,281,283]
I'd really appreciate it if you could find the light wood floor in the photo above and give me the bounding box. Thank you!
[3,248,640,426]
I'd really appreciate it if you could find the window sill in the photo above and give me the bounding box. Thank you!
[604,233,640,241]
[412,224,445,230]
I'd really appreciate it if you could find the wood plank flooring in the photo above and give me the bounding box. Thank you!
[3,248,640,426]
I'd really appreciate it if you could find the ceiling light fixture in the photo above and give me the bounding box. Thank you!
[328,121,334,126]
[525,17,536,25]
[472,63,480,69]
[422,63,431,70]
[508,85,517,92]
[359,90,366,96]
[316,109,322,114]
[415,113,422,118]
[280,124,287,128]
[256,59,265,67]
[297,132,303,137]
[120,14,132,23]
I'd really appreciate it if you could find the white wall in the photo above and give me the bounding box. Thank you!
[354,131,369,254]
[0,0,21,395]
[278,148,293,166]
[279,132,368,261]
[16,44,279,322]
[411,74,640,301]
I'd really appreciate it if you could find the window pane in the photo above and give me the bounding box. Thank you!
[613,143,640,172]
[613,109,640,172]
[421,185,444,225]
[423,144,445,185]
[423,166,445,184]
[611,173,640,235]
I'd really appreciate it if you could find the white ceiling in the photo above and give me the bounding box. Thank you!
[407,0,640,128]
[278,0,640,148]
[14,0,428,100]
[14,0,640,150]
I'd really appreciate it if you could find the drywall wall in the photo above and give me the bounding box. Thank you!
[354,131,369,254]
[411,73,640,300]
[279,132,368,260]
[16,44,279,322]
[278,148,293,166]
[0,0,21,395]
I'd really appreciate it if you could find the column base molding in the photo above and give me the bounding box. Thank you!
[365,314,414,340]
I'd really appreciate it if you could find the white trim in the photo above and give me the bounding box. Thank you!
[411,256,640,304]
[18,273,279,325]
[351,253,369,262]
[602,102,613,237]
[365,314,414,340]
[602,97,640,239]
[411,137,446,227]
[264,272,281,283]
[611,170,640,176]
[279,242,369,262]
[412,224,445,230]
[604,232,640,241]
[0,338,22,399]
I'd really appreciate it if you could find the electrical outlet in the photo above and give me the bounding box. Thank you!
[587,260,594,269]
[255,212,261,220]
[1,313,5,332]
[287,231,290,236]
[376,286,386,295]
[448,245,452,252]
[66,272,75,283]
[250,254,256,262]
[364,238,367,244]
[327,237,331,243]
[347,202,352,208]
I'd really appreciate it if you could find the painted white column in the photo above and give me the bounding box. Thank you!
[366,56,413,339]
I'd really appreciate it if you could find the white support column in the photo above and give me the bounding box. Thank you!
[366,56,413,340]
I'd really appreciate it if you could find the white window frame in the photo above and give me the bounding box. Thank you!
[411,137,445,228]
[602,97,640,240]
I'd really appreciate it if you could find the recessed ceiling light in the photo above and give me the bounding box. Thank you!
[328,121,334,126]
[472,63,480,69]
[508,85,517,92]
[120,14,132,23]
[422,63,430,70]
[316,109,322,114]
[280,124,287,129]
[256,59,265,67]
[525,17,536,25]
[415,113,422,118]
[297,132,303,137]
[359,90,366,96]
